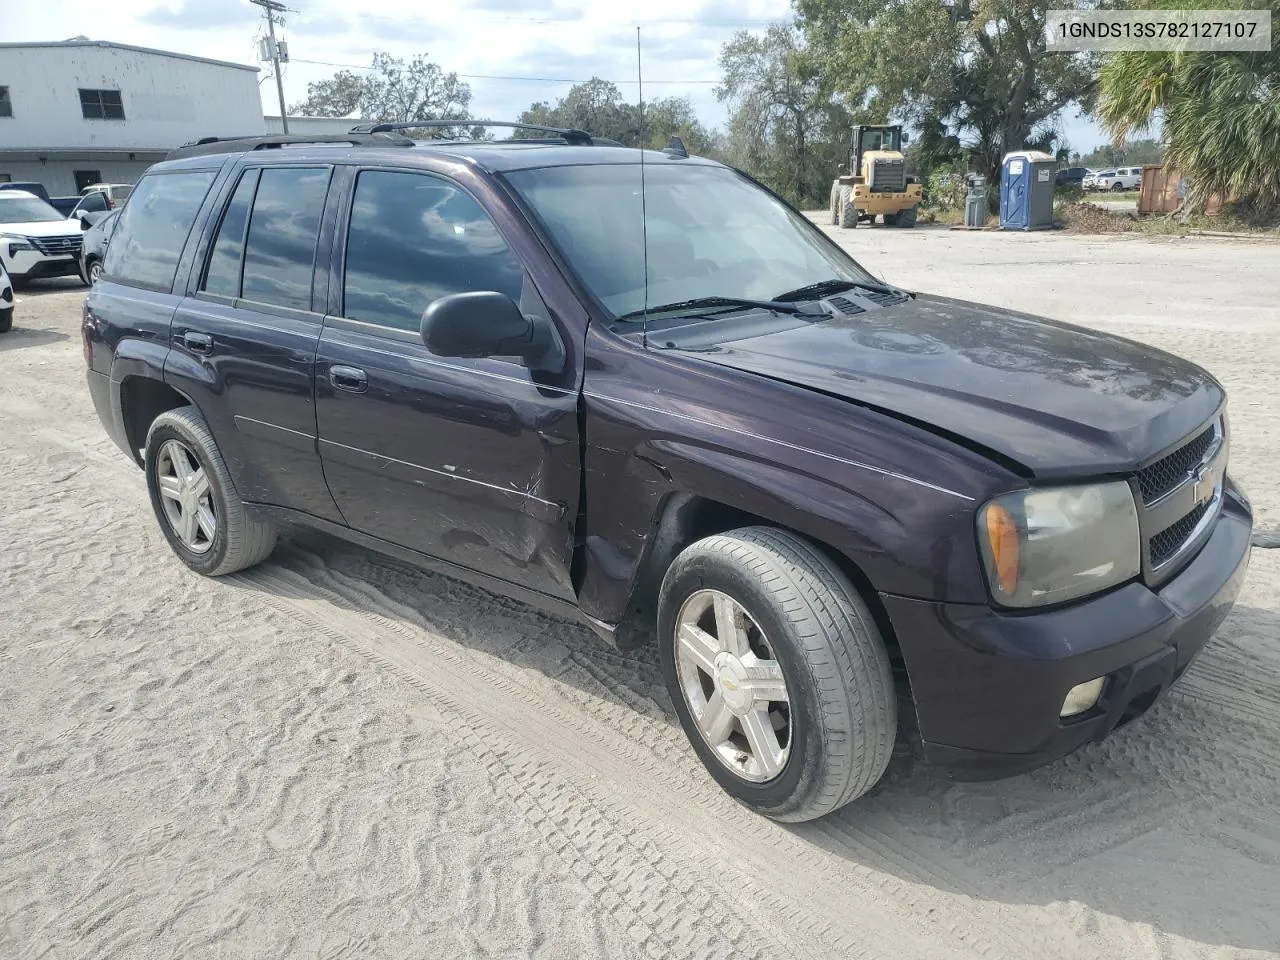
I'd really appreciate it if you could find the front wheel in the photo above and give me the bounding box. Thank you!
[0,307,12,334]
[1111,182,1124,192]
[658,527,897,822]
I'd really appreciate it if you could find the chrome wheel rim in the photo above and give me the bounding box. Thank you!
[155,439,216,554]
[674,589,791,782]
[88,262,102,283]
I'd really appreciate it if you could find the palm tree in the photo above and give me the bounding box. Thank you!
[1097,0,1280,217]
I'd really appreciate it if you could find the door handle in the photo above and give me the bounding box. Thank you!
[183,331,213,354]
[329,364,368,393]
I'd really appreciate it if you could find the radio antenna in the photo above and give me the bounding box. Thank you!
[636,25,650,349]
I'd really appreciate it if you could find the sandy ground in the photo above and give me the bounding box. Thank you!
[2,226,1279,959]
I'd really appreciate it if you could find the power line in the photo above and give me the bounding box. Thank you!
[288,58,719,84]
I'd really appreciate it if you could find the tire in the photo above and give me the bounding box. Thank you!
[144,406,277,576]
[838,186,858,229]
[81,258,102,286]
[0,307,11,334]
[658,526,896,822]
[829,183,839,225]
[893,205,918,228]
[1111,182,1124,192]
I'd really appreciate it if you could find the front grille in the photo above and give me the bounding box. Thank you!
[29,235,83,257]
[1149,499,1210,567]
[1136,424,1216,504]
[869,159,905,192]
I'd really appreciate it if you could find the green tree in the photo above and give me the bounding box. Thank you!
[518,79,716,153]
[716,24,851,207]
[290,52,472,126]
[1076,138,1164,168]
[795,0,1098,184]
[1098,0,1280,215]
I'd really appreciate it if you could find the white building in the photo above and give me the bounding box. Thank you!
[0,39,265,196]
[264,115,357,136]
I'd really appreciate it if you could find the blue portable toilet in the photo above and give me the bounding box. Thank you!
[1000,150,1057,230]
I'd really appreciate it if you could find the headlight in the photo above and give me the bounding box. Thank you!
[978,481,1140,608]
[1,235,34,256]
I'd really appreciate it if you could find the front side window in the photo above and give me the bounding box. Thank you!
[76,191,109,213]
[240,167,330,311]
[79,88,124,120]
[102,171,215,290]
[342,170,523,332]
[506,163,878,322]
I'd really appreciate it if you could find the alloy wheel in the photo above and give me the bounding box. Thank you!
[155,439,217,554]
[674,589,791,782]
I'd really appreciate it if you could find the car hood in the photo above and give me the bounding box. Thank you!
[689,293,1223,478]
[0,219,81,238]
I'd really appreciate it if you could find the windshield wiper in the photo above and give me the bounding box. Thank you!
[614,296,827,323]
[771,278,904,302]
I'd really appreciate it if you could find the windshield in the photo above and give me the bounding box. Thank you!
[859,128,900,153]
[505,163,879,321]
[0,196,66,224]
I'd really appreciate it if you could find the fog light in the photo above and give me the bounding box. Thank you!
[1061,677,1105,718]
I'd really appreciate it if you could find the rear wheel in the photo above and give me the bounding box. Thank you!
[145,407,277,576]
[658,526,897,822]
[888,205,918,228]
[829,183,839,225]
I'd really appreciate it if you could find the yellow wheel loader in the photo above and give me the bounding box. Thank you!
[829,125,923,229]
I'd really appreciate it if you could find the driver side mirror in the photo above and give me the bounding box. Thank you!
[421,291,564,374]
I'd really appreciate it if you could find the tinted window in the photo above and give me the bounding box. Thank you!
[103,172,215,290]
[241,167,329,311]
[343,170,523,331]
[77,191,109,212]
[202,170,258,298]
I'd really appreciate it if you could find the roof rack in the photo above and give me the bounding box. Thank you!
[350,120,597,146]
[165,132,415,161]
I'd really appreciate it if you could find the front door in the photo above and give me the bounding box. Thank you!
[315,168,581,600]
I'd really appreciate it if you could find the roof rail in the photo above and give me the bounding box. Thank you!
[351,120,596,146]
[165,132,415,161]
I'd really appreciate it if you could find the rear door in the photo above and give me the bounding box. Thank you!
[168,163,343,522]
[314,165,581,600]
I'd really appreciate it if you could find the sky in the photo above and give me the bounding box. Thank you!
[3,0,1108,152]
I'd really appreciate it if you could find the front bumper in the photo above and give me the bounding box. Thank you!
[883,484,1252,778]
[3,247,81,280]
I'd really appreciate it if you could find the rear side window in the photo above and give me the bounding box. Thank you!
[202,170,258,298]
[342,170,523,331]
[240,167,330,311]
[103,171,215,290]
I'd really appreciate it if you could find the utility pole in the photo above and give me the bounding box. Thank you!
[250,0,290,134]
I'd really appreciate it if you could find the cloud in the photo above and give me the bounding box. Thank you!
[139,0,258,29]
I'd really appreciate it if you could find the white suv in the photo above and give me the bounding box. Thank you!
[0,190,86,285]
[1096,167,1143,192]
[0,259,13,333]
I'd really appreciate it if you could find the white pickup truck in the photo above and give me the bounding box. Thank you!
[0,190,86,286]
[1095,167,1143,192]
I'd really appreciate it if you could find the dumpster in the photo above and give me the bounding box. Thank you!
[1000,150,1056,230]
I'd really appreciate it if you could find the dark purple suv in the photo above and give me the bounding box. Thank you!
[83,123,1251,821]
